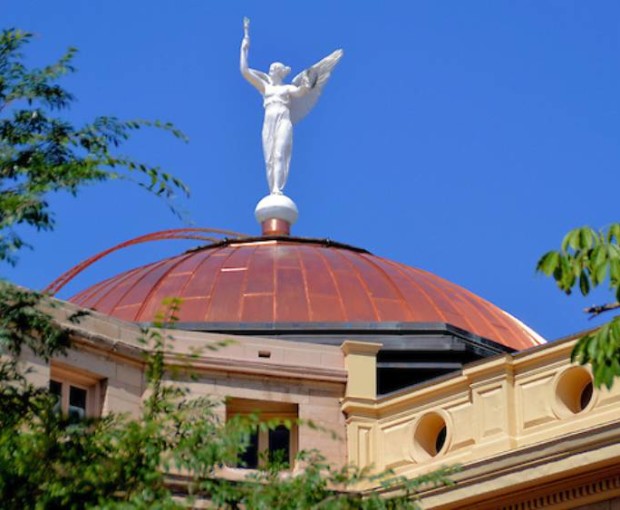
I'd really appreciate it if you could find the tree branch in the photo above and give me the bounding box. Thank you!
[585,302,620,319]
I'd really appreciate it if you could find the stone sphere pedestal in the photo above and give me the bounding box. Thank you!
[255,194,298,236]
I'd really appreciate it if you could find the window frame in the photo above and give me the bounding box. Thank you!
[226,397,299,469]
[50,363,105,418]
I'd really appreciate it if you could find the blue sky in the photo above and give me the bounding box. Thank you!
[3,1,620,341]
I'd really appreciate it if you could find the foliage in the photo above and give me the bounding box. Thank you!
[537,224,620,388]
[0,28,455,508]
[0,28,189,265]
[233,452,455,510]
[0,296,456,509]
[0,303,214,509]
[0,281,71,358]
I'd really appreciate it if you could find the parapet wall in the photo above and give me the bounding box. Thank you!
[341,337,620,508]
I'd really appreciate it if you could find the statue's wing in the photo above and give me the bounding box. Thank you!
[290,49,343,125]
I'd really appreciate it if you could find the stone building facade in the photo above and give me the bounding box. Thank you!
[29,232,620,508]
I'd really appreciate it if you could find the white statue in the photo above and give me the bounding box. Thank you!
[240,17,343,195]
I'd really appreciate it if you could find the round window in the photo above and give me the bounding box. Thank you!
[555,366,595,416]
[411,412,449,462]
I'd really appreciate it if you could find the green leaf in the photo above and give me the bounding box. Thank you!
[579,227,596,250]
[561,229,580,252]
[607,223,620,244]
[610,259,620,283]
[579,270,590,296]
[593,262,607,286]
[558,256,575,293]
[592,245,607,267]
[537,251,560,275]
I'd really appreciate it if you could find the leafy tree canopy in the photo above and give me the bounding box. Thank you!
[0,28,189,266]
[538,224,620,389]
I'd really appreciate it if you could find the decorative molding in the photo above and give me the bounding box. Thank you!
[499,472,620,510]
[164,354,347,383]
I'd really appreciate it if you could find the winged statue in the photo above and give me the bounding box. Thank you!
[240,17,343,195]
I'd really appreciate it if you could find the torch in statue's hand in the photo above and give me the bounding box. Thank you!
[243,17,250,40]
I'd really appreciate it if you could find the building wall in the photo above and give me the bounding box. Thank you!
[41,302,349,466]
[341,337,620,509]
[178,371,347,465]
[25,299,620,508]
[53,347,145,417]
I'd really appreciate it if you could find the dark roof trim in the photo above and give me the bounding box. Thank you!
[183,235,371,256]
[143,321,515,355]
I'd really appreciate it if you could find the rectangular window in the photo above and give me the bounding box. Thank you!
[49,363,105,419]
[68,385,88,420]
[226,398,298,469]
[268,424,291,464]
[239,428,260,468]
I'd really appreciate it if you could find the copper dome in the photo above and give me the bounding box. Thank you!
[68,237,543,351]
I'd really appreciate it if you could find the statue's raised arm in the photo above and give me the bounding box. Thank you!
[240,18,269,94]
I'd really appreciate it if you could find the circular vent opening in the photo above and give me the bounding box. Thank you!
[556,366,595,415]
[412,413,448,461]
